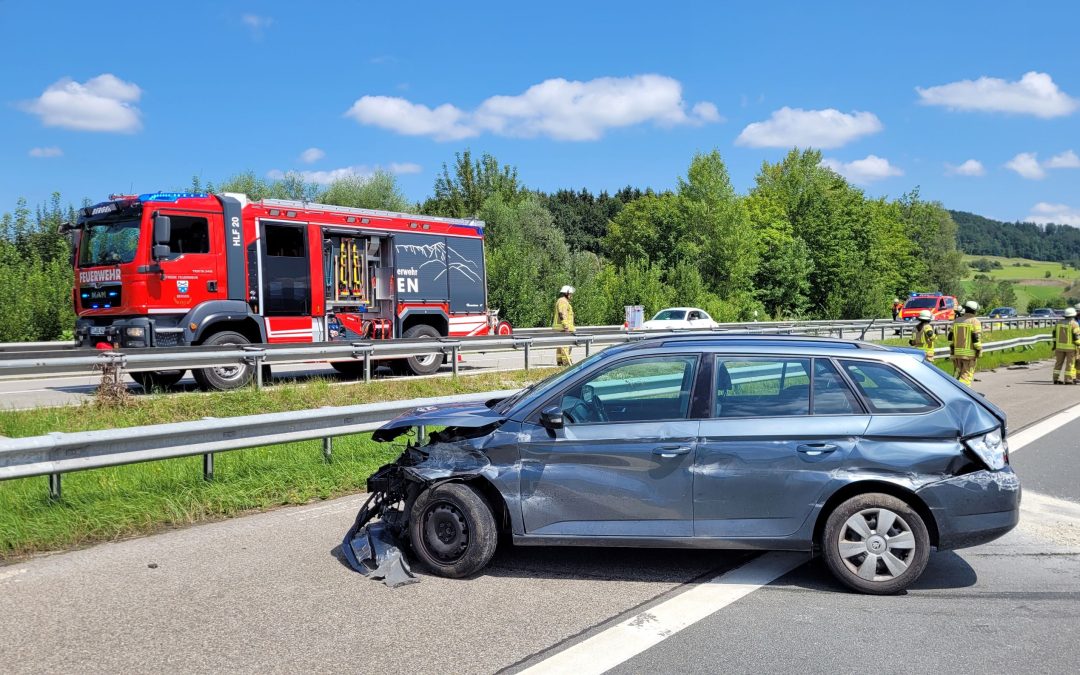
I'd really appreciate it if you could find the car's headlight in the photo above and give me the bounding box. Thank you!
[964,427,1008,470]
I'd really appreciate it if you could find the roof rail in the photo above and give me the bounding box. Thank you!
[644,332,885,350]
[256,198,484,229]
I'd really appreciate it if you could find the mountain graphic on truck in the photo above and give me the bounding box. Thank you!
[396,242,482,283]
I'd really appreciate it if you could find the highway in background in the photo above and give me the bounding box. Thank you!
[1,360,1078,674]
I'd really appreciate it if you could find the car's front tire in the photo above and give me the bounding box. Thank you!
[408,483,498,578]
[822,493,930,595]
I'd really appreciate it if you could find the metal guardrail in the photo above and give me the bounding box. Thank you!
[0,318,1059,384]
[0,389,519,499]
[0,333,1055,500]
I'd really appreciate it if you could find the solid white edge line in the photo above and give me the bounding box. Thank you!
[1007,401,1080,454]
[518,552,805,675]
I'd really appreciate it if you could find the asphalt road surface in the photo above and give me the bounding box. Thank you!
[2,361,1079,674]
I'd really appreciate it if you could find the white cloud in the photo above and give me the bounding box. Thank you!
[1005,152,1047,179]
[242,14,273,38]
[945,159,985,176]
[916,71,1078,118]
[345,74,720,142]
[267,163,422,184]
[299,147,325,164]
[820,155,903,184]
[1027,202,1080,226]
[22,74,142,133]
[735,107,883,149]
[1045,150,1080,169]
[28,146,63,158]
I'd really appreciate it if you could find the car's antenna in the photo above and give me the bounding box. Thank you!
[859,318,877,341]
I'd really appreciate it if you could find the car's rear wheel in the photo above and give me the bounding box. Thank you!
[822,493,930,595]
[408,483,498,578]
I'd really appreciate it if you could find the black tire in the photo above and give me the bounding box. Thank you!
[192,331,254,391]
[130,370,186,391]
[401,324,443,375]
[822,493,931,595]
[408,482,498,578]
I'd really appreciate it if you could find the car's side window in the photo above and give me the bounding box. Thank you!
[838,360,939,413]
[714,357,810,418]
[812,359,863,414]
[558,355,698,425]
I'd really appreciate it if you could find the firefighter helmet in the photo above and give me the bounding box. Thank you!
[560,285,575,295]
[1066,307,1077,318]
[918,310,933,321]
[964,301,979,313]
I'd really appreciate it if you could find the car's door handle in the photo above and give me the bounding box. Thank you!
[796,443,838,456]
[653,445,692,458]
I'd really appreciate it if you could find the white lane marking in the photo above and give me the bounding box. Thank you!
[519,552,804,675]
[1008,401,1080,454]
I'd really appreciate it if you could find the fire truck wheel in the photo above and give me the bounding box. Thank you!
[496,320,513,336]
[130,370,186,391]
[402,324,443,375]
[193,331,255,391]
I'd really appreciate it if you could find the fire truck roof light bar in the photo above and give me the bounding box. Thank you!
[258,198,485,230]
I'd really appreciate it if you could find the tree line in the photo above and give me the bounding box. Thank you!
[1,148,968,340]
[954,210,1080,264]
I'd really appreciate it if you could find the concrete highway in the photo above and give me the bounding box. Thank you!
[1,361,1079,673]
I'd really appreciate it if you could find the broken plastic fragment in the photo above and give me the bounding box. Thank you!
[343,521,419,588]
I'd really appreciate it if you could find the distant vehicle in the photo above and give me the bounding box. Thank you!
[1031,308,1055,318]
[899,293,957,322]
[988,307,1017,318]
[641,307,719,330]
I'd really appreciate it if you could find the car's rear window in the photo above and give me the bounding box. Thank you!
[838,359,939,413]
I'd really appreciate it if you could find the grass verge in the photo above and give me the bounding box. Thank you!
[880,326,1052,375]
[0,368,559,561]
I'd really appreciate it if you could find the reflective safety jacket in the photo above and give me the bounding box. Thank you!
[949,316,982,358]
[910,321,936,355]
[1053,318,1080,351]
[553,296,575,332]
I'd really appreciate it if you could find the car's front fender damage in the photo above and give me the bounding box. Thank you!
[341,423,500,587]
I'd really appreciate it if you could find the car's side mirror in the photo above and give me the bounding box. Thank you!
[540,406,564,430]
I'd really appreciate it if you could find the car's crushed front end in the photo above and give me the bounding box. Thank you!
[341,402,507,586]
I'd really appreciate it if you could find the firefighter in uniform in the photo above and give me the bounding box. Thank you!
[1052,307,1080,384]
[909,309,936,361]
[553,285,575,366]
[949,301,982,386]
[892,298,903,321]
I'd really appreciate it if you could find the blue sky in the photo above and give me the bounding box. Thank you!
[2,1,1079,225]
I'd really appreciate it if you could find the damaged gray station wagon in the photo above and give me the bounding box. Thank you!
[343,335,1020,594]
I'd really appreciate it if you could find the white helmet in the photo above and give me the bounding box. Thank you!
[1066,307,1077,318]
[560,285,575,294]
[964,300,979,313]
[917,310,933,321]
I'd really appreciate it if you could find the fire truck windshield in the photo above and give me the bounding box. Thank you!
[79,219,140,267]
[904,297,939,309]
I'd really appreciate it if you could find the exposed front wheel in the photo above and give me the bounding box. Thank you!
[130,370,186,391]
[408,483,498,578]
[822,493,930,595]
[192,331,254,391]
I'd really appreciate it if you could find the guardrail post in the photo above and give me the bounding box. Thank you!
[203,452,214,481]
[242,347,265,389]
[451,345,459,378]
[322,436,333,463]
[524,342,531,371]
[364,352,371,382]
[585,337,593,357]
[48,473,61,501]
[255,357,264,389]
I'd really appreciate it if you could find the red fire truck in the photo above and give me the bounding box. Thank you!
[64,192,511,390]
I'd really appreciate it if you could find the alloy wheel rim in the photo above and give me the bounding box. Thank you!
[837,507,917,582]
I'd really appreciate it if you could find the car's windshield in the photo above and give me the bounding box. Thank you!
[79,219,141,267]
[904,298,938,309]
[493,349,608,414]
[652,309,686,321]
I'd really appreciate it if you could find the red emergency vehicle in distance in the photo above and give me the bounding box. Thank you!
[63,191,511,390]
[898,292,958,322]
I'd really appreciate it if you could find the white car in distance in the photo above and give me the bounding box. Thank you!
[640,307,719,330]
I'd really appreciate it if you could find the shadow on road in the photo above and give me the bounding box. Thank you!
[768,551,978,594]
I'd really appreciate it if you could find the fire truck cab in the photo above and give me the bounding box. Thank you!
[64,192,510,390]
